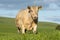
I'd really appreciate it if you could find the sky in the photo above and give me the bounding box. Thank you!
[0,0,60,24]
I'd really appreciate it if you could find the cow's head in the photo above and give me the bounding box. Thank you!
[27,6,42,20]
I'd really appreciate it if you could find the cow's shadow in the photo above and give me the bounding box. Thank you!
[56,25,60,30]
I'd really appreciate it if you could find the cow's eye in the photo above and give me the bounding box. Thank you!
[28,10,33,13]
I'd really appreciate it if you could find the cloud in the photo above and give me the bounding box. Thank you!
[41,0,60,10]
[0,4,4,6]
[0,0,35,10]
[0,9,18,18]
[38,10,60,24]
[46,16,60,22]
[39,15,60,24]
[46,3,60,10]
[42,0,59,3]
[0,0,60,10]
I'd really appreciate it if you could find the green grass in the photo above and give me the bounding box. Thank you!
[0,17,60,40]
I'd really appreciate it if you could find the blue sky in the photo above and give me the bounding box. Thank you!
[0,0,60,24]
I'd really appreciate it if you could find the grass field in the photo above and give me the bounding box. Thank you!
[0,17,60,40]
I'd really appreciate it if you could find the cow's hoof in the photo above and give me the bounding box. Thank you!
[33,31,38,34]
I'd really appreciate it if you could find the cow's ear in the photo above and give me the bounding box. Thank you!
[38,6,42,9]
[27,6,31,10]
[27,6,31,13]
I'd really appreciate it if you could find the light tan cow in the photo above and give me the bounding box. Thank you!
[16,6,42,34]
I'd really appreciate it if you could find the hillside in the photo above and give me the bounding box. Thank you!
[0,17,60,40]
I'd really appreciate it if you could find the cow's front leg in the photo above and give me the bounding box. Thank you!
[22,25,25,34]
[17,27,20,33]
[33,25,37,34]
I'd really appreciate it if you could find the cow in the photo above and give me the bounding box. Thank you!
[15,6,42,34]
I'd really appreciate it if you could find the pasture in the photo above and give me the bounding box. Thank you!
[0,17,60,40]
